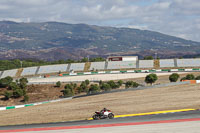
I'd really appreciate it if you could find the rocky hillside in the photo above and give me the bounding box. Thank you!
[0,21,200,60]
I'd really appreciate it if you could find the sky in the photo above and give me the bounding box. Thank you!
[0,0,200,42]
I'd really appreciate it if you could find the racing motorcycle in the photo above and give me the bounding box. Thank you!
[92,110,114,120]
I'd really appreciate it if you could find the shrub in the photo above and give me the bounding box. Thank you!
[9,82,20,91]
[88,84,100,94]
[117,80,123,86]
[13,89,24,98]
[63,88,74,97]
[195,75,200,80]
[100,83,111,91]
[125,81,133,88]
[19,77,28,89]
[55,81,61,87]
[4,91,12,100]
[180,77,187,81]
[107,80,119,89]
[185,74,195,80]
[85,79,90,86]
[0,76,13,88]
[125,81,139,88]
[145,74,158,85]
[23,95,29,102]
[169,73,180,82]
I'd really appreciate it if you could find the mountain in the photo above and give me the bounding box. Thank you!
[0,21,200,61]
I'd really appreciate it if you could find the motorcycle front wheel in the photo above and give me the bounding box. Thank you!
[108,113,114,119]
[92,114,99,120]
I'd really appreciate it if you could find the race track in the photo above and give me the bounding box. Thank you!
[1,109,200,133]
[28,72,188,83]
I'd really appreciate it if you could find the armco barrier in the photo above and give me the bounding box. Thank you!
[74,81,190,99]
[0,97,72,111]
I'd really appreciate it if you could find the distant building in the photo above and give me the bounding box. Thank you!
[107,56,138,61]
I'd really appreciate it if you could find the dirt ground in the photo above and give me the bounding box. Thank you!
[1,72,200,106]
[0,83,200,126]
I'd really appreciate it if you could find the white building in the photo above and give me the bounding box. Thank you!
[107,56,138,61]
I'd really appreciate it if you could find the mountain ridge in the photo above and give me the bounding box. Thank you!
[0,21,199,61]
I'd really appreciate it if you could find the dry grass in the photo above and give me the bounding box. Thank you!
[1,83,200,126]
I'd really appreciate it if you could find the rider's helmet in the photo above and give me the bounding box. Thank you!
[103,108,107,111]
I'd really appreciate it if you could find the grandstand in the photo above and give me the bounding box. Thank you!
[107,61,136,70]
[89,62,105,70]
[69,63,85,71]
[1,58,200,79]
[37,64,68,74]
[160,59,175,68]
[21,67,38,76]
[139,60,154,68]
[177,59,200,67]
[1,69,18,78]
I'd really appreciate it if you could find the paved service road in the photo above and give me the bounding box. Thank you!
[1,110,200,133]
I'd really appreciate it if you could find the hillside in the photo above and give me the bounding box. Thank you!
[0,21,200,60]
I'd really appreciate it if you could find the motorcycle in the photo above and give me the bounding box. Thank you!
[92,110,114,120]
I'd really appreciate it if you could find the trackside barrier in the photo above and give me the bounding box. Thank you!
[182,80,200,84]
[73,81,190,99]
[0,97,72,111]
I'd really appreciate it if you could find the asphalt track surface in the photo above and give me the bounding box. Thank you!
[1,110,200,132]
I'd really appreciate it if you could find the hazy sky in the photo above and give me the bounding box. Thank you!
[0,0,199,41]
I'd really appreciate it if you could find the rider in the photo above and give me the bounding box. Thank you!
[100,108,109,116]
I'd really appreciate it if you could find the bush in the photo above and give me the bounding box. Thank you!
[117,80,123,86]
[169,73,180,82]
[85,79,90,86]
[4,91,12,100]
[19,77,28,89]
[125,81,133,88]
[63,88,74,97]
[13,89,24,98]
[55,81,61,87]
[145,74,158,85]
[125,81,139,88]
[195,75,200,80]
[107,80,119,89]
[9,82,20,90]
[88,84,100,94]
[185,74,195,80]
[100,83,111,91]
[0,76,13,88]
[23,95,29,102]
[180,77,187,81]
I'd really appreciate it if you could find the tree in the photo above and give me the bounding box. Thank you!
[19,77,28,89]
[117,80,123,86]
[23,95,29,102]
[125,81,133,88]
[85,79,90,86]
[100,83,111,91]
[143,56,153,60]
[145,74,158,85]
[125,81,139,88]
[180,77,187,81]
[4,91,12,100]
[169,73,180,82]
[13,89,24,98]
[55,81,61,87]
[62,83,75,97]
[195,75,200,80]
[0,76,13,88]
[88,84,100,94]
[107,80,119,89]
[185,74,195,80]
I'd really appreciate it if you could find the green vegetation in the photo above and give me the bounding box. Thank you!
[1,77,29,101]
[55,81,61,88]
[143,56,153,60]
[125,81,139,88]
[145,73,158,85]
[169,73,180,82]
[0,76,13,88]
[185,74,195,80]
